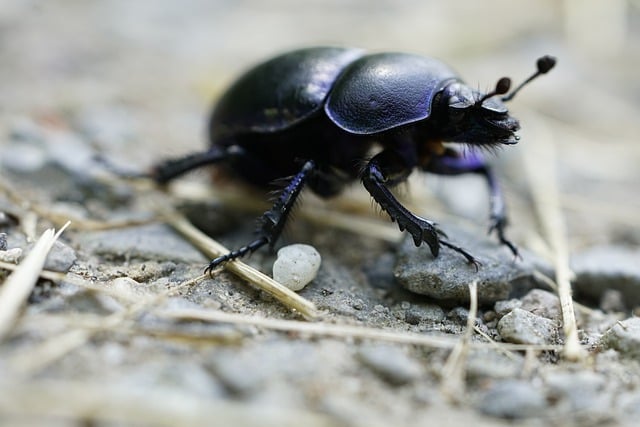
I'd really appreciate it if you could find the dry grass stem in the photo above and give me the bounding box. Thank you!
[0,260,66,282]
[159,307,562,352]
[522,114,585,361]
[164,211,319,320]
[0,222,70,342]
[440,280,478,401]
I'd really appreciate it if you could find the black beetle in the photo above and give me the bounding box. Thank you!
[152,47,555,273]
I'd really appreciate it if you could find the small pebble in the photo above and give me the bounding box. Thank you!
[497,308,557,345]
[0,233,7,251]
[404,309,422,325]
[545,371,608,414]
[0,248,22,264]
[599,317,640,359]
[494,299,522,318]
[357,344,423,385]
[272,244,321,291]
[466,350,524,381]
[520,289,561,321]
[600,289,626,312]
[478,379,548,419]
[43,240,77,272]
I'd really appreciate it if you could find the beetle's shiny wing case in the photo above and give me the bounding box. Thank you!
[210,47,365,138]
[325,53,459,134]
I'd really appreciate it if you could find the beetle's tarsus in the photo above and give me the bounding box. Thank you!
[439,239,481,271]
[205,236,269,275]
[488,216,520,259]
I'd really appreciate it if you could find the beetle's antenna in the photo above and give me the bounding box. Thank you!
[475,77,511,106]
[502,55,556,102]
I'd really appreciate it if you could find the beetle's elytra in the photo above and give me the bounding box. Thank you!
[152,47,556,273]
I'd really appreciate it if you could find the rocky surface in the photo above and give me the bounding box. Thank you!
[1,2,640,427]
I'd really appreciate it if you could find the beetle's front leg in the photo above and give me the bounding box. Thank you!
[205,160,316,274]
[424,149,519,257]
[362,150,479,267]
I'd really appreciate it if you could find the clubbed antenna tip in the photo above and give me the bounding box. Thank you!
[502,55,557,102]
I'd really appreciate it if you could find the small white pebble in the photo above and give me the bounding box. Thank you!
[0,248,22,264]
[272,244,321,291]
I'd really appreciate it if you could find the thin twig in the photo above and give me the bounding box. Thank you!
[0,260,66,282]
[521,113,585,361]
[158,306,562,352]
[163,211,319,320]
[440,280,478,401]
[0,222,70,342]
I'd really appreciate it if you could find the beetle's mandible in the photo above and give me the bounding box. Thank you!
[151,47,556,273]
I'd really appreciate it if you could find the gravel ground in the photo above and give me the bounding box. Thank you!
[1,1,640,426]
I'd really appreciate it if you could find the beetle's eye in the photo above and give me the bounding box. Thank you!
[447,86,474,109]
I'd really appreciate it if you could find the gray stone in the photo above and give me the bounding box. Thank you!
[618,390,640,416]
[0,232,7,251]
[545,371,609,415]
[599,317,640,359]
[571,245,640,309]
[357,344,423,385]
[76,224,207,264]
[520,289,561,321]
[44,240,77,272]
[208,340,331,396]
[600,289,626,313]
[478,379,548,419]
[494,299,522,318]
[466,350,524,381]
[497,308,557,345]
[0,248,21,264]
[394,224,538,303]
[403,303,446,325]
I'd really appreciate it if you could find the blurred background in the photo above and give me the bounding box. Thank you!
[0,2,639,424]
[0,0,638,248]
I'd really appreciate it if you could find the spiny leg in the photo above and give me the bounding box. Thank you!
[205,160,316,274]
[424,148,519,257]
[361,150,479,266]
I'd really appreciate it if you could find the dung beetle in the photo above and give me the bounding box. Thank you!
[152,47,555,273]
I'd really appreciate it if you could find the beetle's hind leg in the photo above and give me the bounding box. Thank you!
[151,145,246,184]
[205,160,316,274]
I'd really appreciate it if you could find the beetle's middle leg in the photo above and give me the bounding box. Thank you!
[361,149,479,267]
[423,148,519,257]
[205,160,316,274]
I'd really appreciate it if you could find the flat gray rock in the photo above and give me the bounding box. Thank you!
[394,223,540,303]
[77,223,207,264]
[571,246,640,309]
[478,379,548,419]
[599,317,640,359]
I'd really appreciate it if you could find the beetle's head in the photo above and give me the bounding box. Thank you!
[437,55,556,147]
